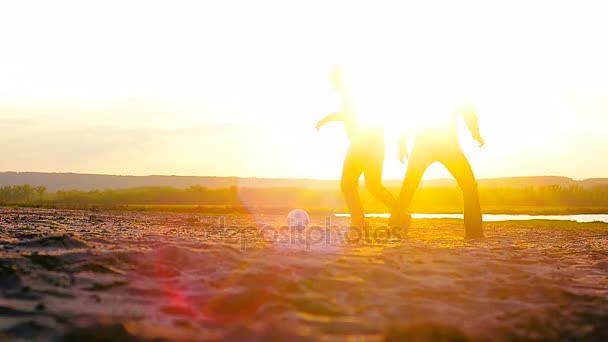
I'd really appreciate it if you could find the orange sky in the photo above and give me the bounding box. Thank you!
[1,0,607,180]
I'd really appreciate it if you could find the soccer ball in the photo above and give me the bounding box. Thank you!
[287,209,310,229]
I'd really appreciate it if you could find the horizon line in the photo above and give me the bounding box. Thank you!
[0,170,604,182]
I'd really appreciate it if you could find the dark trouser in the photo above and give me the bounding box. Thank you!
[341,130,396,227]
[392,139,483,238]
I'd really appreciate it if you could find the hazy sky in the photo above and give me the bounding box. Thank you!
[1,0,607,180]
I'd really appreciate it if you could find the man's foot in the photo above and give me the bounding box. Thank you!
[389,213,411,240]
[389,213,411,230]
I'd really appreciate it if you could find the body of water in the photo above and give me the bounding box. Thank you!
[334,213,608,223]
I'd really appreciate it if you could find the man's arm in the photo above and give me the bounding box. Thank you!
[316,112,345,131]
[459,101,484,147]
[398,132,409,163]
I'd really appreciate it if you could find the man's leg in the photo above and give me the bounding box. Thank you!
[341,146,365,227]
[390,147,433,227]
[440,148,484,238]
[363,147,396,212]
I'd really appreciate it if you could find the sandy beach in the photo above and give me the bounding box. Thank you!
[1,207,607,341]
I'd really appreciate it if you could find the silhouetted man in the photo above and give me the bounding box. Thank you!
[316,67,395,227]
[390,96,485,238]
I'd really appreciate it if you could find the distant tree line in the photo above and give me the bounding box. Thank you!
[408,185,608,207]
[0,185,47,203]
[2,183,608,212]
[51,186,241,206]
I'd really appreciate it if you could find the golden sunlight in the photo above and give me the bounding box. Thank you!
[2,2,608,341]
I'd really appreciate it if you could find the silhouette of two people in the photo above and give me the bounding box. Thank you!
[317,67,485,238]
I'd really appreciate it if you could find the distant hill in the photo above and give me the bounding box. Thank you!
[0,172,336,192]
[391,176,587,189]
[580,178,608,188]
[1,172,607,192]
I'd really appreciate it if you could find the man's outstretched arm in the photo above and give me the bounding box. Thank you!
[398,132,409,163]
[460,102,485,147]
[316,112,345,130]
